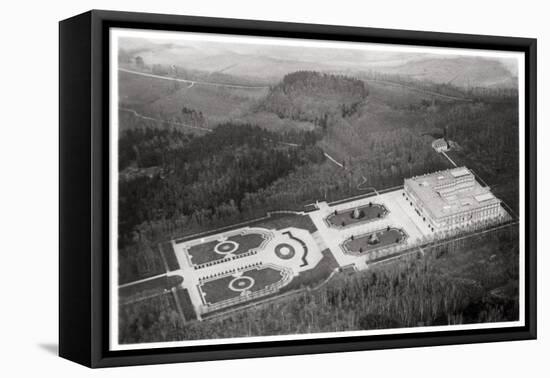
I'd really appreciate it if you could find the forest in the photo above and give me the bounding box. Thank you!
[118,123,324,248]
[258,70,369,124]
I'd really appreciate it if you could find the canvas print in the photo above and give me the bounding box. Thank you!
[109,29,525,350]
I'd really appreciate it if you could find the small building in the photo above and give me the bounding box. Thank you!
[404,167,501,232]
[432,138,450,152]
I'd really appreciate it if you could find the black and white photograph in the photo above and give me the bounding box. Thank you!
[2,0,546,374]
[110,28,526,350]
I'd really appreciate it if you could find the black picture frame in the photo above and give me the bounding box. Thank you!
[59,9,537,368]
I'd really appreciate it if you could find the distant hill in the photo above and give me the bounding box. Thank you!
[118,38,518,90]
[118,69,267,128]
[257,71,369,124]
[376,57,517,88]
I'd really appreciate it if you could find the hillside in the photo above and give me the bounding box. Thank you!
[377,57,517,88]
[118,38,517,89]
[118,69,268,128]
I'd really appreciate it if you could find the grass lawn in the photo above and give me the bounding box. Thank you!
[173,213,318,246]
[159,241,180,271]
[344,227,405,254]
[282,249,339,292]
[186,232,265,266]
[326,204,387,228]
[201,276,240,305]
[173,287,198,321]
[201,249,340,319]
[201,267,284,306]
[244,267,284,290]
[250,213,318,233]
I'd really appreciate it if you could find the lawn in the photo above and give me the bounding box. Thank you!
[172,213,318,246]
[249,213,318,233]
[173,287,198,321]
[244,267,284,290]
[201,249,340,319]
[343,227,406,254]
[186,232,266,266]
[159,241,180,271]
[201,276,241,305]
[201,267,284,306]
[282,249,339,292]
[282,230,308,266]
[326,203,387,228]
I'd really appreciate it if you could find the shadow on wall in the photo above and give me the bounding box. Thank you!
[37,343,58,356]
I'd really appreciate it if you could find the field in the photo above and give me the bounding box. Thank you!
[118,70,268,125]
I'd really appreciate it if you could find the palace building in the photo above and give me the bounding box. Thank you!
[403,167,501,232]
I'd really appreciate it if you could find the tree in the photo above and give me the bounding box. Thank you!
[135,55,144,68]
